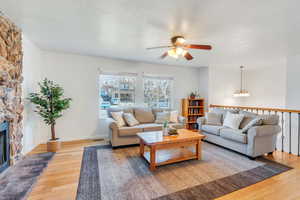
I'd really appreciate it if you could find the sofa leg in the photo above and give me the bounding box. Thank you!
[267,152,273,155]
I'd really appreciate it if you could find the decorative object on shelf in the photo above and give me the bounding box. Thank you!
[189,91,201,99]
[28,79,72,152]
[162,120,169,136]
[168,127,178,135]
[181,98,205,131]
[233,66,250,97]
[189,92,196,99]
[146,36,212,61]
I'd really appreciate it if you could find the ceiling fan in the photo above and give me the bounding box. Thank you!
[146,36,212,61]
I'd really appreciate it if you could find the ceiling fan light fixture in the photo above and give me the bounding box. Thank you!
[175,47,184,55]
[176,37,185,44]
[181,49,188,56]
[168,49,178,58]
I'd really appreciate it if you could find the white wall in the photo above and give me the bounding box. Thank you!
[39,50,202,141]
[206,60,286,108]
[198,67,209,111]
[22,35,48,154]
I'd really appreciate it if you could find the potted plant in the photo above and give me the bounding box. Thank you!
[28,79,72,152]
[189,92,196,99]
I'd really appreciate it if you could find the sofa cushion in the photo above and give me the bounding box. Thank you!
[111,111,126,127]
[169,110,179,123]
[134,108,155,123]
[136,123,163,132]
[201,125,223,136]
[155,112,170,124]
[239,116,255,129]
[107,107,134,118]
[152,108,171,116]
[211,108,239,122]
[259,114,279,125]
[220,128,247,144]
[118,126,143,136]
[241,117,262,133]
[206,112,222,126]
[223,112,244,129]
[239,110,258,118]
[123,113,139,127]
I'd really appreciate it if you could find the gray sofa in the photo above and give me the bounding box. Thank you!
[108,107,185,147]
[197,108,281,158]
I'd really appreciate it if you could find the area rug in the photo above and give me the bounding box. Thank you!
[76,143,291,200]
[0,152,54,200]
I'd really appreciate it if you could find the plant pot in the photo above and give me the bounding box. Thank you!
[47,139,62,152]
[190,96,195,99]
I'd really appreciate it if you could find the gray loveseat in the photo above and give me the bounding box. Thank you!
[108,107,185,147]
[197,108,281,158]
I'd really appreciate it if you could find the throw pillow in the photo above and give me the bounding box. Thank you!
[241,117,262,133]
[211,108,239,122]
[169,110,179,123]
[123,113,139,127]
[134,108,155,123]
[111,111,126,127]
[223,112,244,130]
[259,114,279,125]
[206,112,222,126]
[155,112,170,124]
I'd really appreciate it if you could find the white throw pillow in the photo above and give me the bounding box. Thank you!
[169,110,178,123]
[111,111,126,127]
[223,112,244,130]
[123,113,139,127]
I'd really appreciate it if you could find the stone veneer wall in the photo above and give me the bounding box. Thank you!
[0,12,24,164]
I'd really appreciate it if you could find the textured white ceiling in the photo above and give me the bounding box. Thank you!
[0,0,292,67]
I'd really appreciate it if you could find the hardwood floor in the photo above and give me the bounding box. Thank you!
[27,139,105,200]
[27,140,300,200]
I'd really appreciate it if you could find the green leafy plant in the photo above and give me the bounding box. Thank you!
[189,91,196,98]
[28,79,72,141]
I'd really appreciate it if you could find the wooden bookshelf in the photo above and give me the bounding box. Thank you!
[181,98,205,131]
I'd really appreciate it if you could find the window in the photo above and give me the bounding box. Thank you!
[143,75,173,108]
[99,73,137,112]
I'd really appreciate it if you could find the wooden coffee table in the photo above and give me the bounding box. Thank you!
[137,129,205,171]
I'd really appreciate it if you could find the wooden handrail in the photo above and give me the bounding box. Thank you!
[210,104,300,114]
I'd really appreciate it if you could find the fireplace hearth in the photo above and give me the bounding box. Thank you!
[0,121,10,173]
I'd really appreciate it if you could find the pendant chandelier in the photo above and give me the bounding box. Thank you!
[233,66,250,97]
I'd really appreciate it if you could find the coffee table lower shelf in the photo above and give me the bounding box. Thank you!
[142,147,198,168]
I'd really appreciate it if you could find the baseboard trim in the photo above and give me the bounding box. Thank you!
[26,138,105,155]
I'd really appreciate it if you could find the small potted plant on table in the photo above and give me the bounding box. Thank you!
[28,79,72,152]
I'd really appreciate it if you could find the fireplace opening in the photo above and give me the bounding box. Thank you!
[0,121,10,173]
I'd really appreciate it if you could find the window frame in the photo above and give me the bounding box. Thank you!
[99,72,138,118]
[142,74,174,109]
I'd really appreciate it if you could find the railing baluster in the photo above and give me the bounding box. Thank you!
[289,112,292,154]
[275,111,278,150]
[281,112,284,152]
[298,113,300,156]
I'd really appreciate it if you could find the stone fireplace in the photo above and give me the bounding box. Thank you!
[0,12,24,165]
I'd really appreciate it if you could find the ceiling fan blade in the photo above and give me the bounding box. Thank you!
[187,44,212,50]
[147,45,173,50]
[160,52,168,59]
[184,52,193,60]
